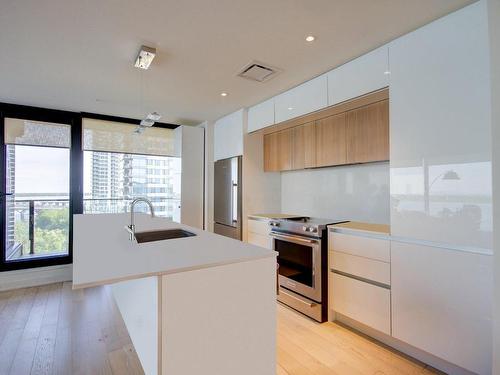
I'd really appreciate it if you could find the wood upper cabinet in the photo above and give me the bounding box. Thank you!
[263,128,293,172]
[315,113,347,167]
[262,90,389,172]
[292,122,316,169]
[346,100,389,164]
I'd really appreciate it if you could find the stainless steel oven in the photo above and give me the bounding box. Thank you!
[269,217,347,322]
[271,232,322,302]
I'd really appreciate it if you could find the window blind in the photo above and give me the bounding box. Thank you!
[82,118,176,157]
[4,118,71,148]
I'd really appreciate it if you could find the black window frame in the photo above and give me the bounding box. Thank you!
[0,102,179,272]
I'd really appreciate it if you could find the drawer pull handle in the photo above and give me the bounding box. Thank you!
[331,269,390,290]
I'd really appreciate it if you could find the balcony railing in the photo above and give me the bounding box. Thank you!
[6,199,70,260]
[6,197,180,261]
[82,197,180,217]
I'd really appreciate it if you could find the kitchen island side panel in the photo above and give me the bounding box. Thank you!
[161,257,277,375]
[111,276,158,375]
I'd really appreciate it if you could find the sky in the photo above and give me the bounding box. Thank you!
[11,145,69,195]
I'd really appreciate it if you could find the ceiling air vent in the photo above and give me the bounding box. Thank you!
[237,61,280,82]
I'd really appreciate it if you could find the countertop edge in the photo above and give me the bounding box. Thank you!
[328,225,391,239]
[328,225,493,256]
[72,252,276,289]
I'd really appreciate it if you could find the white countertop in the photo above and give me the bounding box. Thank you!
[328,221,391,237]
[73,213,276,288]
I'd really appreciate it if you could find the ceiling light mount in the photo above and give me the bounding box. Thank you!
[135,111,161,133]
[135,45,157,70]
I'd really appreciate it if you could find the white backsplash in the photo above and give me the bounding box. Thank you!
[281,162,390,224]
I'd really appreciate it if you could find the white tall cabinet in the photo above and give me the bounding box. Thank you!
[247,98,274,133]
[274,74,328,123]
[389,0,492,250]
[389,2,492,374]
[214,109,244,161]
[327,45,389,106]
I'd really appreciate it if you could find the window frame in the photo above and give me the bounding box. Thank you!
[0,104,82,271]
[0,103,179,272]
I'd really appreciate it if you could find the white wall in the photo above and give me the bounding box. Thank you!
[242,128,281,242]
[200,121,215,232]
[176,126,205,229]
[0,264,72,291]
[489,0,500,372]
[281,162,390,224]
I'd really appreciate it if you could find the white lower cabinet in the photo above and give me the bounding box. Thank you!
[330,251,390,286]
[248,232,272,249]
[391,242,492,374]
[331,272,391,335]
[247,217,272,249]
[328,229,391,335]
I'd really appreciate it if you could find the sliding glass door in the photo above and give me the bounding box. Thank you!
[3,118,71,262]
[0,107,81,271]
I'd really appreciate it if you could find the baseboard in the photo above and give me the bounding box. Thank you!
[0,264,72,291]
[332,312,475,375]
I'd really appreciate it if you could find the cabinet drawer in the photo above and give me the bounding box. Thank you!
[328,231,390,262]
[248,219,270,235]
[331,272,391,335]
[248,232,272,249]
[329,251,390,286]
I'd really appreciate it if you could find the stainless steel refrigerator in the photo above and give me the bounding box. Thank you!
[214,156,242,240]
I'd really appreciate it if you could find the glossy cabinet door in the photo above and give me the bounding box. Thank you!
[315,113,347,167]
[331,272,391,335]
[248,98,274,133]
[214,109,244,161]
[291,121,316,169]
[327,45,389,106]
[391,241,492,374]
[263,129,293,172]
[274,74,328,123]
[389,1,492,251]
[346,100,389,164]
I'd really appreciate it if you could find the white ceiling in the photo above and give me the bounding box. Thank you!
[0,0,474,125]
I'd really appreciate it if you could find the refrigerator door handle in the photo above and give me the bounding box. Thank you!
[231,181,238,223]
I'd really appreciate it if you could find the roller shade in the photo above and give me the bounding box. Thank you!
[4,118,71,148]
[83,118,176,157]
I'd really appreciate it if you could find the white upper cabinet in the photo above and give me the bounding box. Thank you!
[327,45,389,106]
[274,74,328,123]
[214,109,244,161]
[389,1,492,251]
[391,241,492,374]
[247,98,274,133]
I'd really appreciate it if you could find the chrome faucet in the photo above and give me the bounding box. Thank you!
[126,197,156,241]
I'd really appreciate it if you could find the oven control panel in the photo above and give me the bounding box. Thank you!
[302,226,317,233]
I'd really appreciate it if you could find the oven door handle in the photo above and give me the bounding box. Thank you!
[270,232,318,245]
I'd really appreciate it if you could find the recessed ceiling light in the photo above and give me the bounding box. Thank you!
[288,107,294,111]
[221,92,228,97]
[384,70,391,75]
[305,35,315,42]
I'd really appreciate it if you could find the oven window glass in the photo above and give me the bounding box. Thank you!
[275,239,313,287]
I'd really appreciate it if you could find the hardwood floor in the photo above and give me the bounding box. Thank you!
[0,282,438,375]
[0,282,143,375]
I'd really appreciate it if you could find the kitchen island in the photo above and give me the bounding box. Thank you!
[73,213,277,375]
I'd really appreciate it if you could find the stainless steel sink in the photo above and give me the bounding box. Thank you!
[134,229,196,243]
